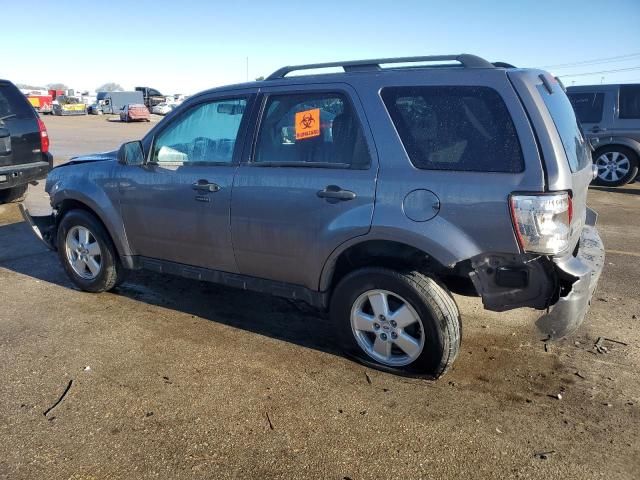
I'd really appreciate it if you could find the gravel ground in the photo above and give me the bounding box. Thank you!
[0,116,638,479]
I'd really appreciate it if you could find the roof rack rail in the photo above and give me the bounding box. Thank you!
[492,61,517,68]
[266,54,494,80]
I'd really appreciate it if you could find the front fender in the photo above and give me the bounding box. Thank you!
[48,174,132,258]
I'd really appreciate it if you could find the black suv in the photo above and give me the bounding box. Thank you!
[0,80,52,203]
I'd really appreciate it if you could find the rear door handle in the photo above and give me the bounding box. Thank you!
[192,180,220,192]
[591,126,606,133]
[317,185,356,201]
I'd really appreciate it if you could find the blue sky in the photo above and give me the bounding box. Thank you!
[1,0,639,94]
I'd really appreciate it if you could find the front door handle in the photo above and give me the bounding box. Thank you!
[317,185,356,201]
[192,179,220,192]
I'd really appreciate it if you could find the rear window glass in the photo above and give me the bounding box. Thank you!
[538,85,590,173]
[568,92,604,123]
[0,83,35,118]
[381,86,524,172]
[619,85,640,119]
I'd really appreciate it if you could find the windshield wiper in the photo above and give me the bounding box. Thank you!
[0,113,16,121]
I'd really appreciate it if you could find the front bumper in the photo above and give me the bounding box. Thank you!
[536,208,605,338]
[0,159,51,190]
[18,199,56,251]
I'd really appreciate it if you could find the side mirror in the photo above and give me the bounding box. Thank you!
[118,140,145,166]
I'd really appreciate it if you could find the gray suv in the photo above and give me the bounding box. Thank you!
[21,54,604,378]
[567,83,640,187]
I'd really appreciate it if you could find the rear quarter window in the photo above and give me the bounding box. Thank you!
[539,85,590,173]
[619,85,640,119]
[381,86,524,172]
[0,83,36,118]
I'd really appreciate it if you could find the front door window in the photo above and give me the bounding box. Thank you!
[152,99,247,165]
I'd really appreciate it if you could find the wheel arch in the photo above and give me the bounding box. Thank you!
[320,238,455,294]
[593,137,640,160]
[53,193,132,263]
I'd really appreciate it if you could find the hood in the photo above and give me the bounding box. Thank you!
[58,150,118,167]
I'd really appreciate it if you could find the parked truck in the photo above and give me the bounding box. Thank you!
[48,89,65,101]
[135,87,164,109]
[25,90,53,114]
[97,91,144,114]
[52,96,87,116]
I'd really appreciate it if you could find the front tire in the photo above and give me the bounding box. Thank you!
[57,210,124,292]
[330,267,461,378]
[593,146,639,187]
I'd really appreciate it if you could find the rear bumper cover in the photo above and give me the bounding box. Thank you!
[0,158,51,190]
[536,208,605,338]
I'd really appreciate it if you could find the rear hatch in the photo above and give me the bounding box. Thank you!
[0,81,42,168]
[508,70,593,254]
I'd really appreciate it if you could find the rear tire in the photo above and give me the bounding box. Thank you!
[330,267,461,378]
[0,185,27,204]
[57,209,124,292]
[593,146,639,187]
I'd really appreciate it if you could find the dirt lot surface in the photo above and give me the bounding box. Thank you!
[42,114,157,164]
[0,116,639,479]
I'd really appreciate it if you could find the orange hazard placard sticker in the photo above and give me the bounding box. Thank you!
[295,108,321,140]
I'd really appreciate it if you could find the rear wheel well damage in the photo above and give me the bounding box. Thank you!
[325,240,465,294]
[324,240,570,313]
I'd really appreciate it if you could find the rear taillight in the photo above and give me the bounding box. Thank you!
[510,192,572,255]
[37,118,49,154]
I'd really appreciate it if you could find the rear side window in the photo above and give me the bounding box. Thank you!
[567,92,604,123]
[254,92,371,169]
[619,85,640,119]
[538,85,591,173]
[0,83,35,118]
[381,86,524,172]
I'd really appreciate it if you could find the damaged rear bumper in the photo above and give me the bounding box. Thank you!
[536,209,604,338]
[469,207,604,338]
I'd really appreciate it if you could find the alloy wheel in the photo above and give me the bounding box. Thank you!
[350,289,425,367]
[65,226,102,280]
[596,151,630,183]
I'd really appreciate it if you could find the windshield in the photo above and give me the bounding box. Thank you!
[538,84,590,173]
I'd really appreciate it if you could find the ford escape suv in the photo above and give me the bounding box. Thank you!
[21,54,604,378]
[1,79,52,203]
[567,83,640,187]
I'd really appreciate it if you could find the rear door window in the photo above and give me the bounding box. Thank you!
[619,85,640,119]
[567,92,604,123]
[0,83,35,118]
[381,86,524,172]
[253,92,371,169]
[538,85,591,173]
